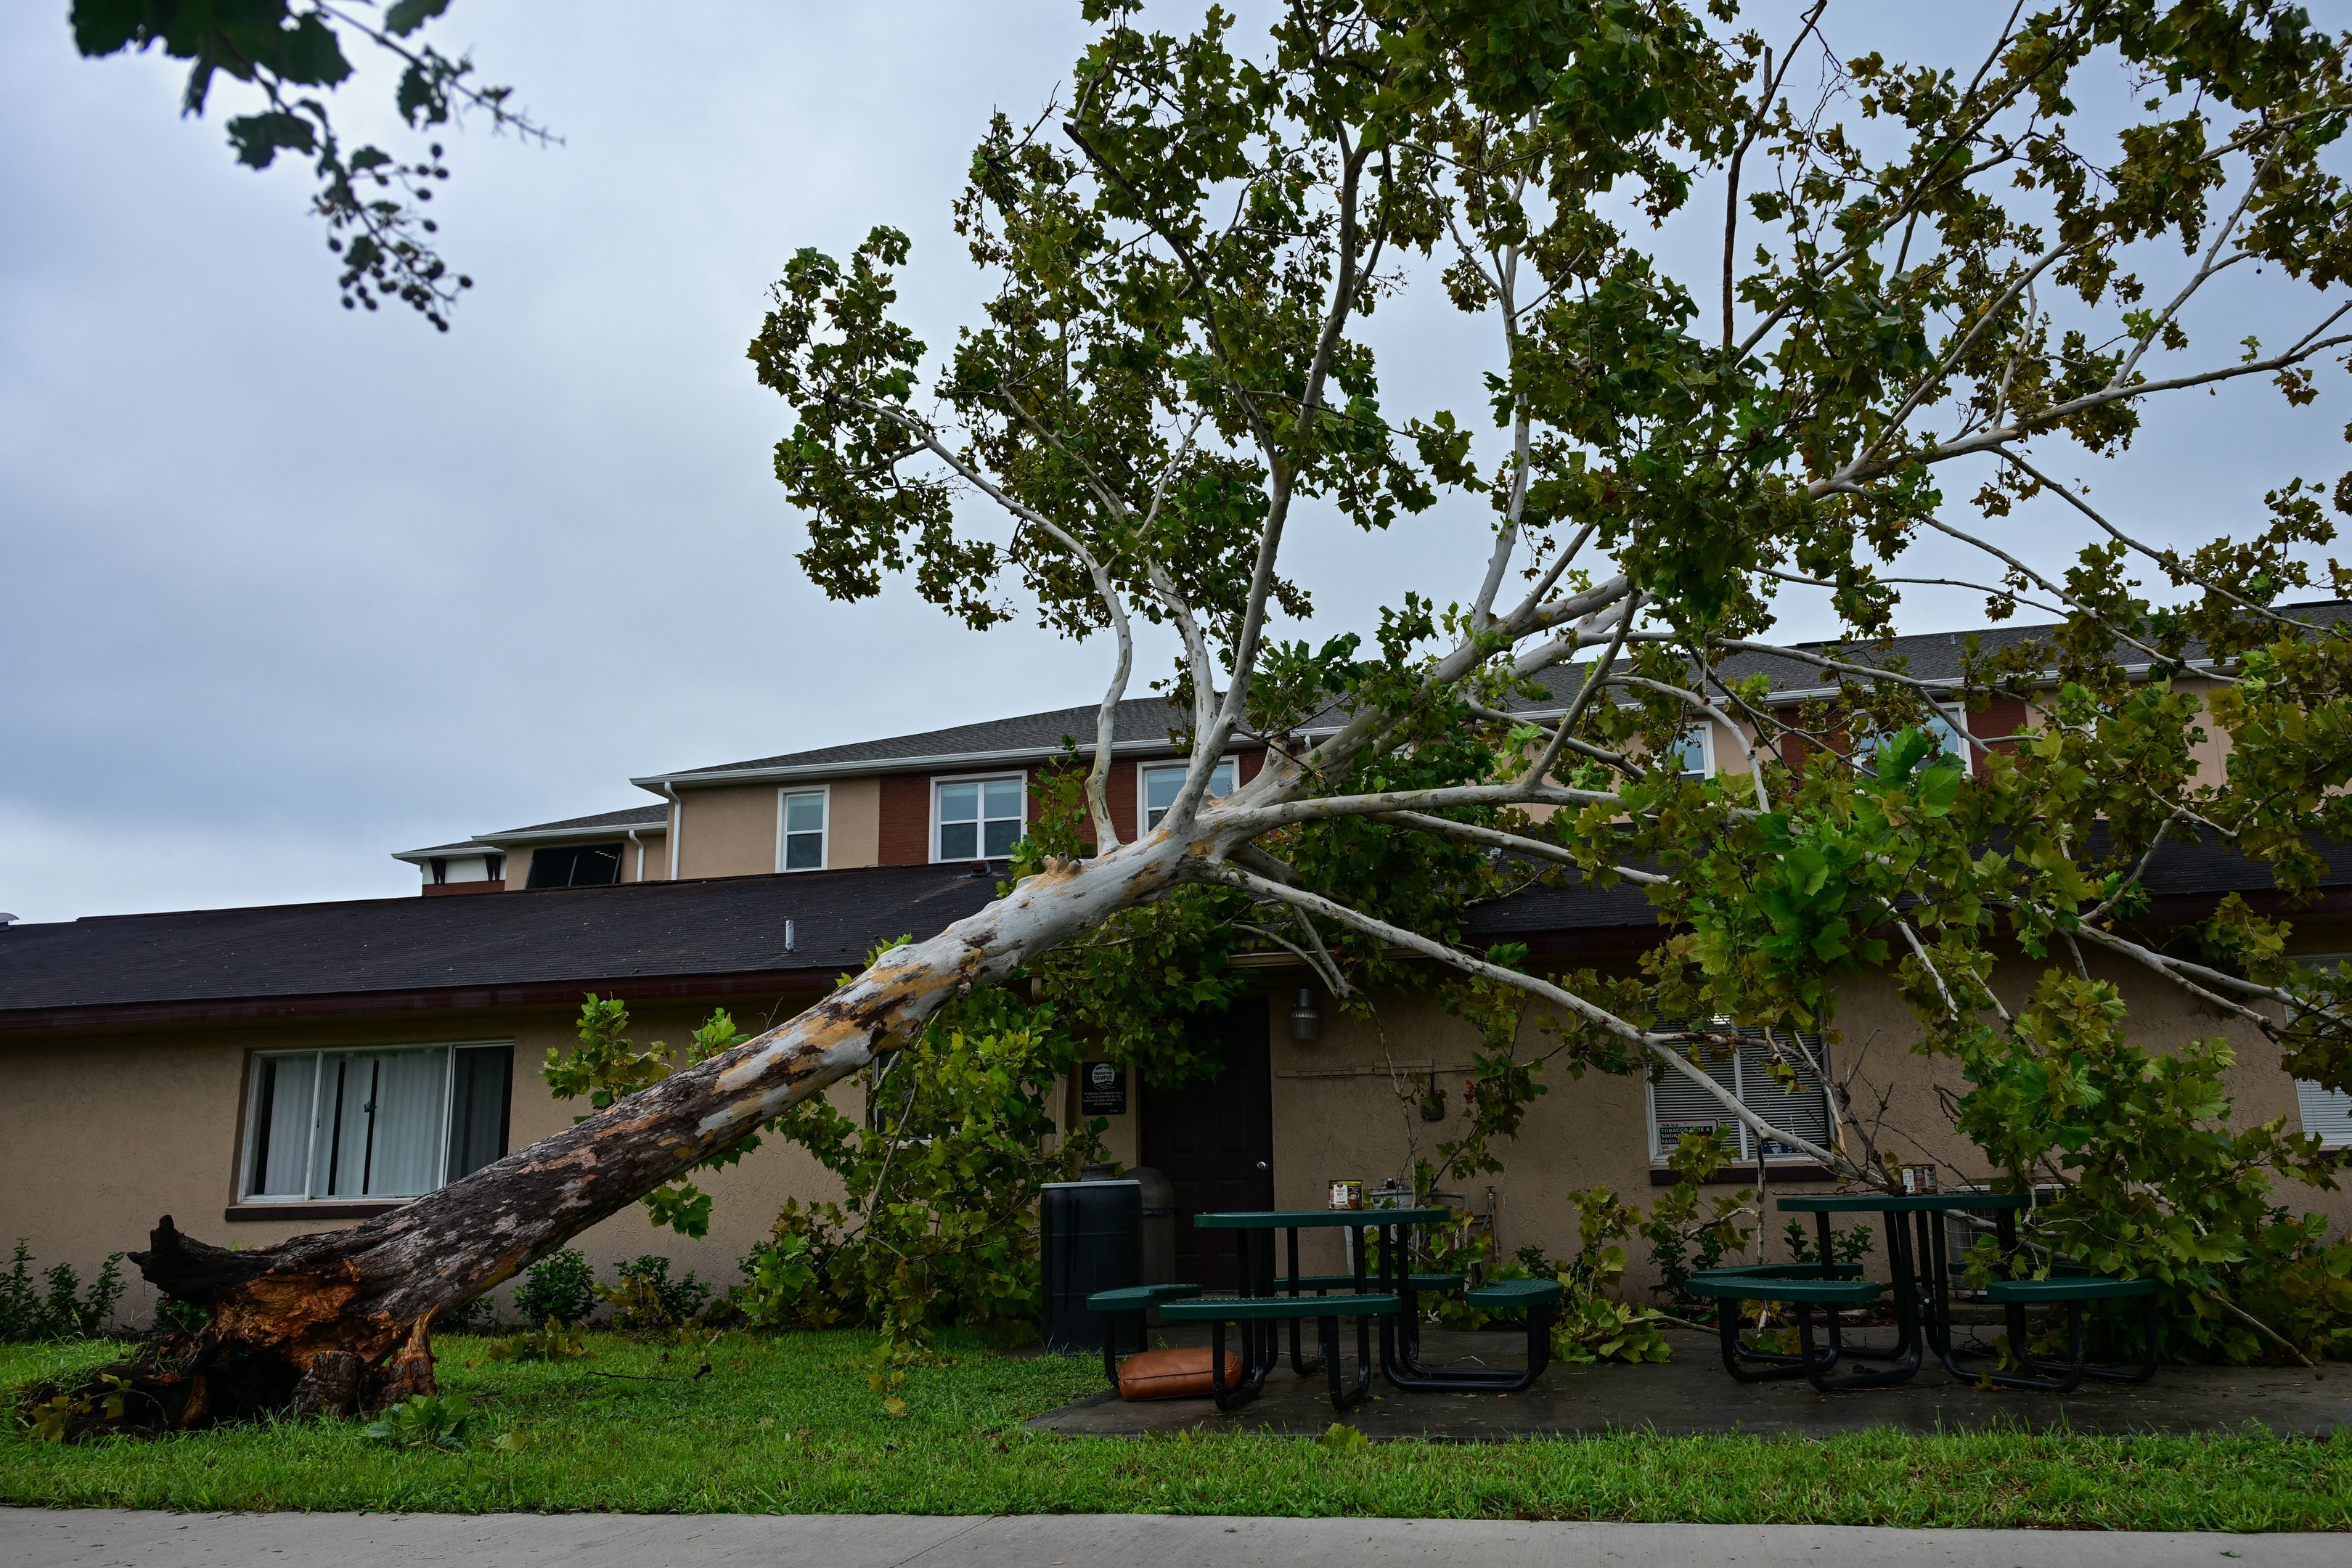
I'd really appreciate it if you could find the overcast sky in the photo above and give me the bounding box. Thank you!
[4,2,2343,925]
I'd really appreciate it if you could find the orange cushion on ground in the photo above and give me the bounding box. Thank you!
[1116,1347,1246,1401]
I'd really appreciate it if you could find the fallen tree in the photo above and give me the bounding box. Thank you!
[66,0,2352,1429]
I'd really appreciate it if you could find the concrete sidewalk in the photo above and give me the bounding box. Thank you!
[1,1509,2340,1567]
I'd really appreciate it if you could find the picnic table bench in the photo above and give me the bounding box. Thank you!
[1689,1193,2164,1393]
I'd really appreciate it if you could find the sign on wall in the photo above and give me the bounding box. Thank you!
[1079,1060,1127,1116]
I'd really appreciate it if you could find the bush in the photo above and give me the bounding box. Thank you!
[0,1241,125,1342]
[511,1249,596,1327]
[600,1255,711,1335]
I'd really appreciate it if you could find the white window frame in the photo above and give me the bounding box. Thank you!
[2291,955,2352,1148]
[1673,726,1715,780]
[239,1040,511,1204]
[1644,1026,1832,1165]
[1138,756,1239,832]
[931,772,1028,863]
[775,785,830,873]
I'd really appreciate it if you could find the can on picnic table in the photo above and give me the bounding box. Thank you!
[1328,1178,1365,1210]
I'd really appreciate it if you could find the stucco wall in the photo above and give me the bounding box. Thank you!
[1261,944,2352,1294]
[676,785,783,879]
[827,777,882,868]
[0,1003,855,1325]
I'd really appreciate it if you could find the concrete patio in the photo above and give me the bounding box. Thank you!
[1030,1326,2351,1440]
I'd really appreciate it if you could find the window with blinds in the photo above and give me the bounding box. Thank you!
[242,1042,513,1202]
[1646,1026,1832,1164]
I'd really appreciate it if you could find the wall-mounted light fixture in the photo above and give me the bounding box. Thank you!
[1289,985,1322,1042]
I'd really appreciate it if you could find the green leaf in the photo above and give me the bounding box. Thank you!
[385,0,454,37]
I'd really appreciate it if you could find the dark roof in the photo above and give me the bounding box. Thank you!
[13,823,2345,1027]
[658,696,1192,780]
[1524,600,2352,706]
[486,804,669,838]
[1466,826,2352,944]
[0,866,1000,1022]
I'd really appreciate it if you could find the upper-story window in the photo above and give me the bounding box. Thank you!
[242,1042,513,1203]
[779,788,827,872]
[1850,709,1972,775]
[1672,728,1713,780]
[526,843,621,888]
[936,776,1025,860]
[1141,759,1237,830]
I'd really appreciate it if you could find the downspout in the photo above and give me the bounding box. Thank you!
[658,782,682,881]
[625,827,645,883]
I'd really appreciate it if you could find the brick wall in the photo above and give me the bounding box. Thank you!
[878,773,931,865]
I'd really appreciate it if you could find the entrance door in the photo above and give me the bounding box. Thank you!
[1140,1003,1274,1291]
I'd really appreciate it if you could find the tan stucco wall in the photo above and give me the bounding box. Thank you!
[677,785,782,880]
[5,926,2344,1326]
[827,777,881,869]
[0,1003,855,1325]
[1260,944,2352,1294]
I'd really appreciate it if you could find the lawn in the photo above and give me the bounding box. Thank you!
[3,1331,2348,1530]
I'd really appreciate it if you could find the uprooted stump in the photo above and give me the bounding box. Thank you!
[22,1217,446,1437]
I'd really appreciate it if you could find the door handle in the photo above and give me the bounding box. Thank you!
[1255,1161,1269,1171]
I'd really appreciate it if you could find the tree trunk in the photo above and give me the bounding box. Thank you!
[75,841,1200,1433]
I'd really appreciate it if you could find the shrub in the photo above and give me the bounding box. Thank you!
[511,1249,596,1327]
[0,1242,125,1342]
[599,1255,711,1335]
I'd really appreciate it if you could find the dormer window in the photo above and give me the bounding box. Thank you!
[936,776,1024,861]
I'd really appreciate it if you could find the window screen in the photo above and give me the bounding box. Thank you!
[936,777,1024,860]
[1647,1026,1831,1163]
[1141,760,1237,830]
[780,790,826,871]
[243,1043,513,1201]
[526,843,623,889]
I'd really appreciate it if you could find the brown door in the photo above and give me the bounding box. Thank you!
[1140,1003,1274,1291]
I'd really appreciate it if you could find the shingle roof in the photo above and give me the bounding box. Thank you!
[0,866,1000,1021]
[650,697,1193,781]
[485,804,669,838]
[1466,826,2352,944]
[1524,600,2352,706]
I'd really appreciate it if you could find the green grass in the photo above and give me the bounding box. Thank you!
[3,1332,2348,1529]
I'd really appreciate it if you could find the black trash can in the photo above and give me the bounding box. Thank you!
[1040,1177,1141,1354]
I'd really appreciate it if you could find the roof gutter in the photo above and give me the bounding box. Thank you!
[473,821,669,848]
[632,735,1206,791]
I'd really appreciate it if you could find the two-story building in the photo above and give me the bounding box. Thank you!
[4,617,2348,1316]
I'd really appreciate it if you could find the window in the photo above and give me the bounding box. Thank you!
[1647,1025,1831,1163]
[1671,728,1713,780]
[242,1042,513,1202]
[778,789,827,872]
[1853,709,1972,774]
[1140,759,1238,831]
[2291,956,2352,1148]
[525,842,621,889]
[936,776,1025,861]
